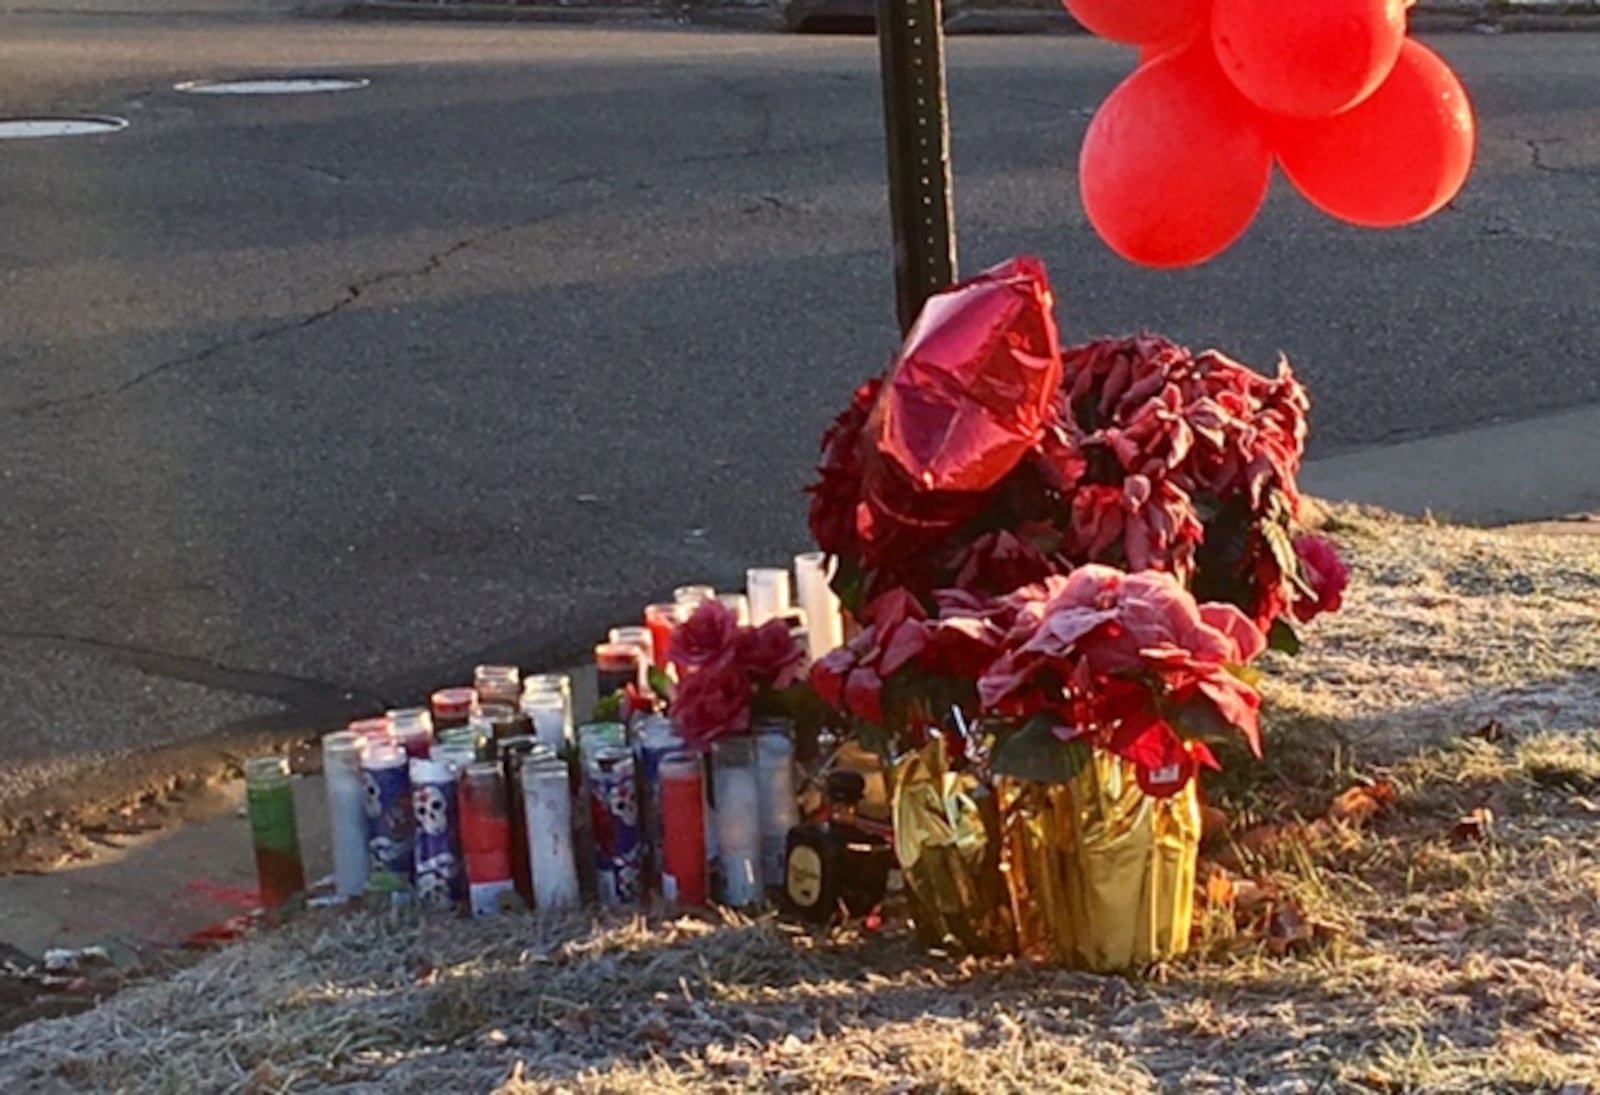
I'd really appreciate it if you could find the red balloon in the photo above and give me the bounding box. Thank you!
[1079,47,1272,269]
[1276,40,1476,228]
[1064,0,1209,47]
[1212,0,1406,119]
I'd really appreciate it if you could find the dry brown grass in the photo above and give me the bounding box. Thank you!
[1,508,1598,1094]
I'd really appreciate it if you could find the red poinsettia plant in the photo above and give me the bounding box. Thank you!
[807,282,1349,651]
[667,600,809,750]
[803,258,1351,789]
[974,566,1266,793]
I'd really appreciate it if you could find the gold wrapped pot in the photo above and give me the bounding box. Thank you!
[998,751,1200,972]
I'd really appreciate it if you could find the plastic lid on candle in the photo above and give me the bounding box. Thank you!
[322,730,363,758]
[348,716,392,740]
[363,741,407,769]
[673,584,717,606]
[387,708,433,738]
[409,757,453,785]
[521,672,572,697]
[244,755,289,784]
[594,642,642,671]
[431,687,476,720]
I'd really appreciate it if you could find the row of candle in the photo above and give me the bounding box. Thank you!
[243,557,844,916]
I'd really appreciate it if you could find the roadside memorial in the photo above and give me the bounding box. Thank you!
[231,0,1471,973]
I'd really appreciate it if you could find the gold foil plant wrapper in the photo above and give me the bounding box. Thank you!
[891,738,1015,956]
[998,751,1201,972]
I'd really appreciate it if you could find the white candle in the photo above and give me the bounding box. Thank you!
[756,732,801,886]
[521,690,570,755]
[321,731,369,900]
[746,567,792,627]
[523,755,580,910]
[714,738,764,907]
[794,551,844,661]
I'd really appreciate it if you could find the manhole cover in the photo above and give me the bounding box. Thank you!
[174,77,371,96]
[0,116,128,140]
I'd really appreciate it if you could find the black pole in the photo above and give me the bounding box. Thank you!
[877,0,958,336]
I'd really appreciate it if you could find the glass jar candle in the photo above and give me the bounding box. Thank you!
[521,688,571,756]
[409,757,465,911]
[717,592,751,627]
[348,716,392,744]
[608,626,656,671]
[659,750,707,906]
[673,584,717,607]
[756,731,801,886]
[321,732,369,900]
[523,754,580,909]
[498,735,543,906]
[644,602,688,670]
[459,762,515,918]
[713,737,763,907]
[362,741,414,894]
[474,664,522,707]
[594,642,644,697]
[430,687,477,731]
[245,755,305,909]
[745,567,792,627]
[386,708,435,760]
[794,551,844,662]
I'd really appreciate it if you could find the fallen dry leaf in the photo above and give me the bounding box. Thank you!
[1327,781,1398,827]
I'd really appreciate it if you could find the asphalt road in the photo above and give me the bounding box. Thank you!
[2,3,1598,817]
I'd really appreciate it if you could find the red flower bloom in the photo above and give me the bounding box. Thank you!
[978,565,1267,782]
[1292,534,1349,622]
[671,660,751,749]
[736,619,806,689]
[954,530,1058,596]
[670,600,740,674]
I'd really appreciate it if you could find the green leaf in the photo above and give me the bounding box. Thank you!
[647,666,675,701]
[990,716,1091,785]
[592,691,623,723]
[1267,618,1302,656]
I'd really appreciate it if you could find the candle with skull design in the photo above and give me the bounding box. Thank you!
[588,746,642,906]
[410,758,465,911]
[362,741,414,894]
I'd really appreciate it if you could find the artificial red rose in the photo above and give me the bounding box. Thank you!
[977,564,1267,770]
[670,600,740,674]
[736,619,806,689]
[671,660,751,749]
[1292,534,1349,622]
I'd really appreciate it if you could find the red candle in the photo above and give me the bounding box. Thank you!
[659,751,707,906]
[644,602,686,671]
[459,762,516,917]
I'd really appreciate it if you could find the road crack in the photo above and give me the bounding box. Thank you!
[0,211,559,417]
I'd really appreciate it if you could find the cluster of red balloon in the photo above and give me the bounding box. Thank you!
[1073,0,1477,269]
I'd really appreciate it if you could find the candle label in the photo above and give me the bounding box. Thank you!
[785,844,824,908]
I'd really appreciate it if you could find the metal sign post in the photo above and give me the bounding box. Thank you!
[877,0,958,336]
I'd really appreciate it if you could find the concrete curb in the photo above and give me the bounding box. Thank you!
[320,0,1600,32]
